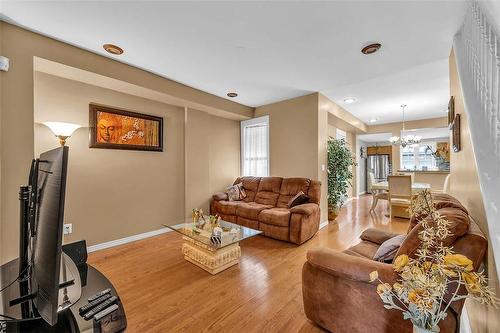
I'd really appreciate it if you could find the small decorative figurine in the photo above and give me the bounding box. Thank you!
[209,214,220,229]
[210,226,223,247]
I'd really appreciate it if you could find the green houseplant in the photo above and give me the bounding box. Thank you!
[327,137,357,221]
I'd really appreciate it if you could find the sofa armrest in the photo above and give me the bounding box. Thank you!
[212,192,228,201]
[290,203,319,216]
[360,228,402,245]
[306,247,398,284]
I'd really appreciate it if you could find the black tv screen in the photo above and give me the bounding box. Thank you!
[32,146,69,325]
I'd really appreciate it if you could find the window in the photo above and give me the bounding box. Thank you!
[400,142,437,170]
[241,116,269,176]
[336,128,347,141]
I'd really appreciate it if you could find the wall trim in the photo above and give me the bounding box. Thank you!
[87,227,172,253]
[319,220,329,229]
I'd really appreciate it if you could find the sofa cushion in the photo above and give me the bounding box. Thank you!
[219,213,237,224]
[287,191,310,208]
[397,207,470,258]
[343,241,379,259]
[254,177,283,206]
[408,193,469,232]
[234,177,261,202]
[307,180,321,205]
[276,178,311,208]
[214,200,241,215]
[227,182,246,201]
[258,208,291,227]
[236,216,259,230]
[373,235,406,263]
[259,222,289,241]
[236,202,273,220]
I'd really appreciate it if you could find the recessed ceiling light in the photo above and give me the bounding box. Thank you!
[369,118,378,123]
[361,43,382,55]
[343,97,356,104]
[227,92,238,98]
[103,44,124,55]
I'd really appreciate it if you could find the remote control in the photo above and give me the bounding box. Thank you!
[79,293,112,314]
[88,288,111,302]
[83,296,118,320]
[93,303,119,321]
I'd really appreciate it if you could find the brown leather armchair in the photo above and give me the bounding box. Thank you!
[302,195,487,333]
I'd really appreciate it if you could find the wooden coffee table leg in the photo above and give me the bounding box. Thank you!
[181,237,241,275]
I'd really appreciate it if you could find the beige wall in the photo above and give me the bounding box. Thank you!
[34,72,186,245]
[254,93,329,222]
[185,108,240,215]
[367,117,448,169]
[255,93,319,179]
[449,50,500,333]
[0,22,252,263]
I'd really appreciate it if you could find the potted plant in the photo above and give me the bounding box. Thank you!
[370,190,498,332]
[327,137,356,221]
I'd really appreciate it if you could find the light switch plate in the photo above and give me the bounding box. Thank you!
[63,223,73,235]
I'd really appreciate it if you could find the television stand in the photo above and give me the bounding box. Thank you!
[0,252,126,332]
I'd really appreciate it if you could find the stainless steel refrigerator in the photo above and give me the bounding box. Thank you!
[367,154,390,187]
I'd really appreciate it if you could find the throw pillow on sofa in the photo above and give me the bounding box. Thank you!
[288,191,310,208]
[226,183,246,201]
[373,234,406,263]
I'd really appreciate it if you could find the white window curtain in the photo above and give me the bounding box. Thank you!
[336,129,347,141]
[241,116,269,177]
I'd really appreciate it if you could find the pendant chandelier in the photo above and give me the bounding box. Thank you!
[389,104,421,148]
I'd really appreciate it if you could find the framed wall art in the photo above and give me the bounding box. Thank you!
[448,96,455,129]
[452,113,461,152]
[89,104,163,152]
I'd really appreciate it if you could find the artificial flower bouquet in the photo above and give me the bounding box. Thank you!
[369,190,498,332]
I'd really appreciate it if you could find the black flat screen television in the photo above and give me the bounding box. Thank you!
[31,146,69,325]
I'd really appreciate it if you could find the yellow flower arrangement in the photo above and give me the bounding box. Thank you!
[369,190,498,332]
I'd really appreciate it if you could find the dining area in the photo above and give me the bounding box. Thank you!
[368,172,450,219]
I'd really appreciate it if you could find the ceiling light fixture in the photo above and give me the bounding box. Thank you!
[369,118,378,123]
[361,43,382,55]
[227,92,238,98]
[343,97,356,104]
[103,44,124,55]
[388,104,421,148]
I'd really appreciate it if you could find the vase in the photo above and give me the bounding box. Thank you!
[413,325,439,333]
[328,208,338,222]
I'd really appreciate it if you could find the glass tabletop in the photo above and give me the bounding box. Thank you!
[164,216,262,250]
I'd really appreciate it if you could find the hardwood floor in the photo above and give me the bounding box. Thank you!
[88,195,409,332]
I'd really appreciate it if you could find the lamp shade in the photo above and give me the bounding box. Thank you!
[43,122,82,137]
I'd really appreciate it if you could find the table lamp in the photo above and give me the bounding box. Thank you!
[43,122,82,146]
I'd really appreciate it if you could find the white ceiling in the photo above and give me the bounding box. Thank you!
[0,1,467,124]
[357,132,393,143]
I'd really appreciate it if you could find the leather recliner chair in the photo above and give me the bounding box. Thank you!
[302,194,487,333]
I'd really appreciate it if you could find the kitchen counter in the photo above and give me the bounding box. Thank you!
[397,170,450,174]
[396,170,450,190]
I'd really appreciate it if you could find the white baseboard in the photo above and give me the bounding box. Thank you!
[358,191,367,195]
[460,305,472,333]
[345,197,355,203]
[319,220,329,229]
[87,227,172,253]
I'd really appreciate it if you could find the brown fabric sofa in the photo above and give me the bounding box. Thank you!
[302,194,487,333]
[210,177,321,244]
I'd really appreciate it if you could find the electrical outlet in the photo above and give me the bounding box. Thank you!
[63,223,73,235]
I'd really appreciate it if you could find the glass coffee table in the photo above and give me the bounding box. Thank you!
[164,217,262,275]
